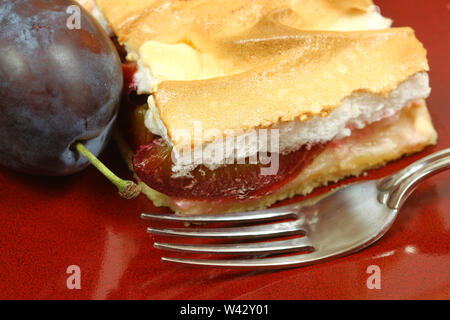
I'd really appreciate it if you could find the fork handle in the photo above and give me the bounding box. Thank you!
[377,148,450,191]
[380,148,450,209]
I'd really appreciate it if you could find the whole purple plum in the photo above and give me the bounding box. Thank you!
[0,0,123,175]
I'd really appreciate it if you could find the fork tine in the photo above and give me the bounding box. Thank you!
[147,221,305,239]
[159,251,327,269]
[154,237,313,255]
[141,207,296,224]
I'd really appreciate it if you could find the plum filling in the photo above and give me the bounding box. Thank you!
[132,138,327,201]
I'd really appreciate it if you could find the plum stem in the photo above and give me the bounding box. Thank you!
[75,142,141,199]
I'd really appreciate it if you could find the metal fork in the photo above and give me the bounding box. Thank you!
[141,148,450,269]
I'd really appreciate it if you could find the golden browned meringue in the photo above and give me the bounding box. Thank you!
[96,0,385,52]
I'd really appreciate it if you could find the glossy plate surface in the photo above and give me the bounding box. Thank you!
[0,0,448,299]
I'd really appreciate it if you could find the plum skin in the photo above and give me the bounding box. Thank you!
[0,0,123,176]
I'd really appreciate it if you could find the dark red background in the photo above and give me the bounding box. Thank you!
[0,0,448,299]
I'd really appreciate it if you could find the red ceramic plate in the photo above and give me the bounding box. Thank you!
[0,0,448,300]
